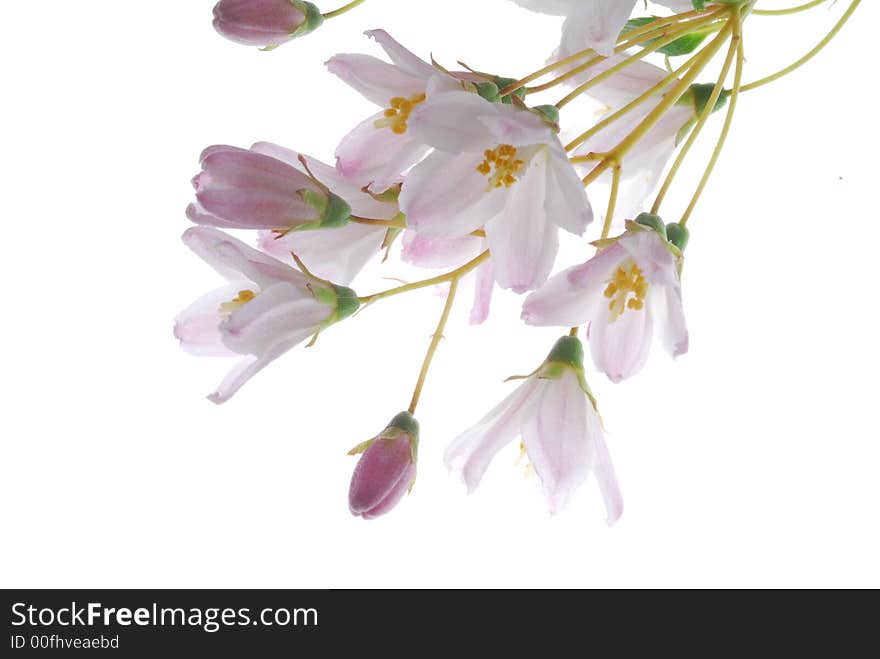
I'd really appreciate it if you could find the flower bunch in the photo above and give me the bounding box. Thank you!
[180,0,861,521]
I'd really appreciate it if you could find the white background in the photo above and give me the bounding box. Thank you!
[2,1,878,589]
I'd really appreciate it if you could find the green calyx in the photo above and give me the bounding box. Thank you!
[544,336,585,373]
[384,411,420,462]
[634,212,668,239]
[320,192,352,228]
[541,336,596,403]
[474,77,527,105]
[666,223,691,252]
[477,82,501,103]
[290,1,324,38]
[681,83,732,116]
[297,190,352,231]
[532,104,560,126]
[387,411,420,440]
[332,285,361,322]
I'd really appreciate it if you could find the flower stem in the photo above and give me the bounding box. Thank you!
[322,0,367,20]
[358,251,490,305]
[565,44,709,154]
[409,277,459,414]
[601,163,622,240]
[652,20,740,215]
[551,11,725,105]
[740,0,860,92]
[752,0,828,16]
[680,10,746,227]
[580,19,734,188]
[350,216,406,228]
[498,5,719,97]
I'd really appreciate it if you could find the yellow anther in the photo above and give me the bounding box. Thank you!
[477,144,526,190]
[604,259,649,322]
[219,289,256,316]
[374,93,427,135]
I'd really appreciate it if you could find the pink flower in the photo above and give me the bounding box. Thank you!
[252,142,400,285]
[349,412,419,520]
[187,144,351,232]
[522,218,689,383]
[400,90,592,293]
[445,336,623,523]
[212,0,323,49]
[174,227,360,403]
[327,30,460,192]
[568,59,700,224]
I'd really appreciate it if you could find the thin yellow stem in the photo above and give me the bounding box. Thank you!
[741,0,860,92]
[358,251,490,305]
[581,21,734,188]
[409,277,459,414]
[601,163,622,240]
[498,5,720,97]
[547,11,724,102]
[753,0,827,16]
[322,0,367,20]
[680,11,745,227]
[350,216,406,228]
[565,43,710,153]
[652,24,739,214]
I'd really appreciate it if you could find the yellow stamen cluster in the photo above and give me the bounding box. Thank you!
[476,144,526,190]
[374,94,426,135]
[604,260,649,321]
[219,289,256,316]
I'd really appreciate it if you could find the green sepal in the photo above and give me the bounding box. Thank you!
[666,223,691,252]
[477,82,501,103]
[532,104,560,126]
[679,83,731,116]
[634,212,668,239]
[347,438,375,456]
[493,76,526,104]
[383,412,420,462]
[540,336,597,406]
[545,336,585,371]
[387,411,420,440]
[320,192,352,229]
[332,285,361,322]
[289,1,325,38]
[623,17,713,57]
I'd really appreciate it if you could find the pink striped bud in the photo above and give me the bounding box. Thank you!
[212,0,324,49]
[348,412,419,520]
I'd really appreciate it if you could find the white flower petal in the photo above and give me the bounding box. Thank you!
[445,379,541,492]
[522,371,591,513]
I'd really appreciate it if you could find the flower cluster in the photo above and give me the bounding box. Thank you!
[181,0,860,521]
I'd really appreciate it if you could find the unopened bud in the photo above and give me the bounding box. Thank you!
[212,0,324,49]
[348,412,419,520]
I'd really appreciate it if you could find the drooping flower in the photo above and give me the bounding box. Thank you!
[187,145,352,232]
[348,412,420,520]
[252,142,401,285]
[326,30,462,193]
[509,0,697,58]
[174,226,360,403]
[212,0,324,49]
[522,215,689,383]
[445,336,623,522]
[569,59,702,224]
[400,90,593,293]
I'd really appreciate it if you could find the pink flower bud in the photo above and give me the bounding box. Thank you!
[349,413,419,520]
[187,144,351,231]
[212,0,324,49]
